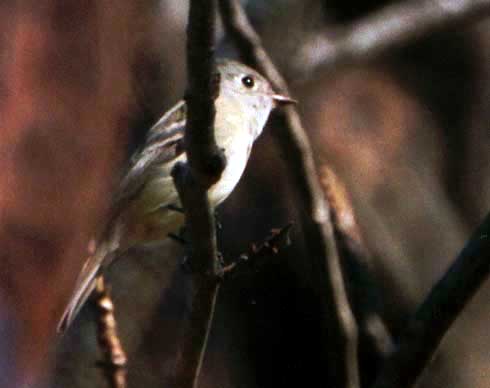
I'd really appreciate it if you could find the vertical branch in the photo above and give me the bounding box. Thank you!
[320,166,394,385]
[171,1,225,388]
[218,1,360,387]
[95,277,127,388]
[185,0,225,185]
[171,166,222,388]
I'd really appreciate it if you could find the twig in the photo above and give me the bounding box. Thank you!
[219,1,360,387]
[222,223,293,275]
[372,212,490,388]
[291,0,490,80]
[319,166,394,385]
[171,1,224,388]
[94,277,127,388]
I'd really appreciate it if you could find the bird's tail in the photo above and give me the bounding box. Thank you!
[57,238,117,333]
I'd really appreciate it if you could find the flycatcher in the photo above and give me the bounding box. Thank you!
[58,60,295,331]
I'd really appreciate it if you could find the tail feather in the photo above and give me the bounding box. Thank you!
[57,274,97,333]
[57,241,116,333]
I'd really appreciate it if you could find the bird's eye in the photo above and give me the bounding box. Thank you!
[241,75,255,88]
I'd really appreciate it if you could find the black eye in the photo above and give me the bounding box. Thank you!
[241,75,255,88]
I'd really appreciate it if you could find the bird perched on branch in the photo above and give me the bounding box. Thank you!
[58,59,295,332]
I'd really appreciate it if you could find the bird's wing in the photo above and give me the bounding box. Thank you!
[57,101,187,333]
[144,99,186,145]
[107,100,187,225]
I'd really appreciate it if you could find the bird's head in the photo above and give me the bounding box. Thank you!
[217,60,296,140]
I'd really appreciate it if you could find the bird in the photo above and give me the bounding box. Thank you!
[57,59,295,332]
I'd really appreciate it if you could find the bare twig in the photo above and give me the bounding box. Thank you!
[94,277,127,388]
[292,0,490,80]
[222,223,293,275]
[373,212,490,388]
[171,1,224,388]
[219,1,360,387]
[319,166,394,385]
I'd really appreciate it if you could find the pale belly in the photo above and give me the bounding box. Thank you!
[120,139,251,247]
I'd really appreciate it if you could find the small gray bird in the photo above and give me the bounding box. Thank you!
[58,59,295,331]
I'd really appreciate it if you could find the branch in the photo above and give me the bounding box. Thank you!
[219,2,360,387]
[319,166,394,385]
[171,1,224,388]
[185,0,225,185]
[373,212,490,388]
[171,167,222,388]
[222,223,293,275]
[94,277,127,388]
[290,0,490,80]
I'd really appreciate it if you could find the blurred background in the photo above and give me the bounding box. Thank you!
[0,0,488,387]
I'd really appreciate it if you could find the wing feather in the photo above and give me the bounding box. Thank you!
[58,100,187,332]
[108,100,187,224]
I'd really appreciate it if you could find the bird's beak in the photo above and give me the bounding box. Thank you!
[272,94,297,106]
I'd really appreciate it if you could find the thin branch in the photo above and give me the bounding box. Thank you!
[373,212,490,388]
[291,0,490,80]
[171,1,224,388]
[222,223,293,275]
[219,1,360,387]
[319,166,394,386]
[94,277,127,388]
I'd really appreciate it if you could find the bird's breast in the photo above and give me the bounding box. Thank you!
[208,137,252,206]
